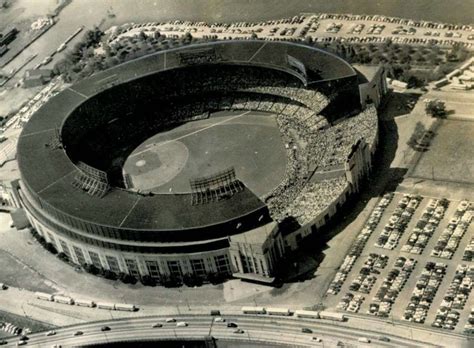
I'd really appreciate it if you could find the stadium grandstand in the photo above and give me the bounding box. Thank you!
[13,41,386,284]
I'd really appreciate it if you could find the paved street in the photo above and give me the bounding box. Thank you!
[2,314,467,347]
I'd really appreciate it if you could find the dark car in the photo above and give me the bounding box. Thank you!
[74,331,83,336]
[101,326,111,332]
[227,322,238,328]
[301,328,313,334]
[233,329,244,334]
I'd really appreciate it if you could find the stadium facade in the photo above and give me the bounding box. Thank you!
[14,41,386,284]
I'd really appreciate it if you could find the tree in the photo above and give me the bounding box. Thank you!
[0,1,11,9]
[119,272,137,284]
[57,252,69,262]
[181,32,193,44]
[84,263,100,275]
[138,30,147,41]
[103,269,118,280]
[45,243,57,255]
[140,274,156,286]
[425,99,446,118]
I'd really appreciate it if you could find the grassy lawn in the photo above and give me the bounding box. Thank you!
[0,309,56,336]
[411,119,474,184]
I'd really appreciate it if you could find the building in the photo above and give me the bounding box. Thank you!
[229,221,284,282]
[15,41,383,284]
[23,69,53,88]
[354,64,388,108]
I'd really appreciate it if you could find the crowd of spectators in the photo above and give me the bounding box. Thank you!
[308,106,378,169]
[271,177,348,225]
[69,64,377,225]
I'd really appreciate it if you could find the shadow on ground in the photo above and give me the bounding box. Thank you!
[276,93,408,285]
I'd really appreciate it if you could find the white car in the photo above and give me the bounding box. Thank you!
[311,337,322,342]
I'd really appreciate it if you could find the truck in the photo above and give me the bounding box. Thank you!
[35,292,54,301]
[319,311,346,322]
[54,295,74,305]
[74,299,96,308]
[114,303,138,312]
[241,306,266,314]
[96,302,115,310]
[266,307,291,316]
[294,310,320,319]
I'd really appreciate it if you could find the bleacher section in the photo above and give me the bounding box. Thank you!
[190,167,244,205]
[72,162,110,198]
[61,63,376,225]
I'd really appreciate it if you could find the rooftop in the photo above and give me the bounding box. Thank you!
[17,41,356,238]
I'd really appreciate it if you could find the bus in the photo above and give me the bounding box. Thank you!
[294,310,320,319]
[75,299,96,308]
[266,307,291,316]
[96,302,115,310]
[241,306,266,315]
[319,311,346,322]
[35,292,54,301]
[54,295,74,305]
[115,303,138,312]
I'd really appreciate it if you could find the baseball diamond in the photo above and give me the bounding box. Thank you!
[16,41,384,283]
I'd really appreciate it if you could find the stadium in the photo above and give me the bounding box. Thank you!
[15,41,385,284]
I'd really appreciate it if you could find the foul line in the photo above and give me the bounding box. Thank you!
[95,74,117,85]
[38,170,76,194]
[20,128,56,138]
[67,87,88,99]
[248,41,268,62]
[119,196,141,227]
[129,111,251,158]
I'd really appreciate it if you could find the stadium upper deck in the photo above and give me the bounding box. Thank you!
[17,41,359,243]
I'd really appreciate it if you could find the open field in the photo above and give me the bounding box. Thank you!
[410,120,474,184]
[123,111,287,197]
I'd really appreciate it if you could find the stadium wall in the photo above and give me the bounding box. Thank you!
[23,207,233,280]
[16,41,382,284]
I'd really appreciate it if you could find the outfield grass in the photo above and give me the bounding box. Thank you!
[410,120,474,184]
[123,111,287,197]
[0,309,56,336]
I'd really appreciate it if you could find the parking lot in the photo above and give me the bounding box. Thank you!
[325,192,473,334]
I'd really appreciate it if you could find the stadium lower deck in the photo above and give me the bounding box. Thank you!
[17,41,379,248]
